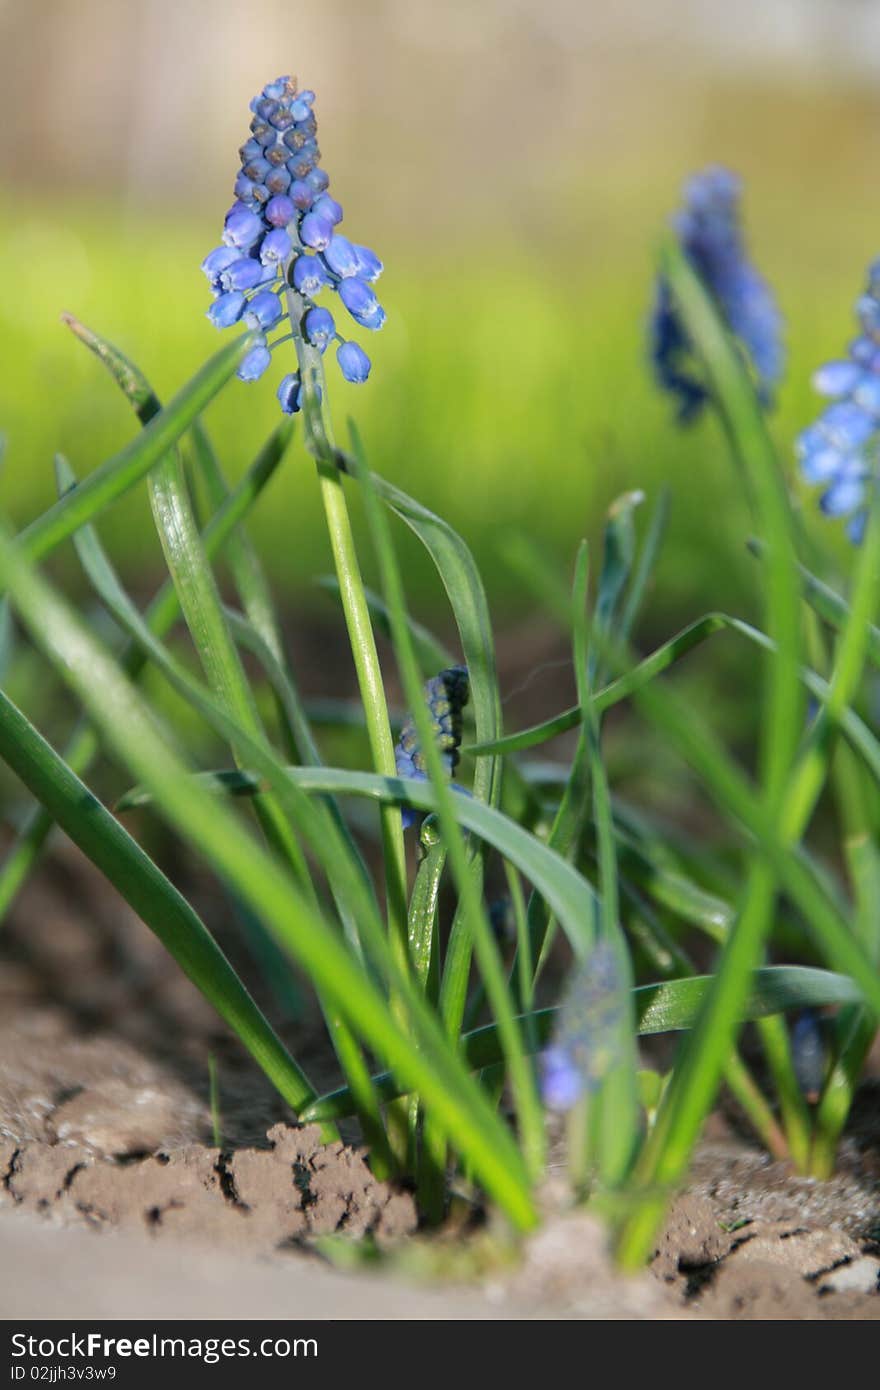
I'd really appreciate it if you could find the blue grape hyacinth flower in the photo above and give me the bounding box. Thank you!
[394,666,470,830]
[539,942,625,1112]
[201,75,385,411]
[796,258,880,542]
[650,166,784,421]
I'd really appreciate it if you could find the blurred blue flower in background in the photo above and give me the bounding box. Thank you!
[650,166,784,421]
[539,941,625,1112]
[394,666,469,829]
[201,75,384,410]
[797,258,880,542]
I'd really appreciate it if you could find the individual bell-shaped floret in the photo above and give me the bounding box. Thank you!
[353,244,383,283]
[336,340,371,383]
[304,306,335,353]
[259,228,292,267]
[338,277,385,329]
[312,194,343,226]
[244,290,284,332]
[201,245,240,289]
[237,337,272,382]
[291,254,331,297]
[223,204,264,250]
[220,257,266,292]
[207,290,246,328]
[323,234,359,279]
[276,372,302,414]
[300,212,333,251]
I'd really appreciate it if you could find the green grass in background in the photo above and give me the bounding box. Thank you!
[2,74,878,638]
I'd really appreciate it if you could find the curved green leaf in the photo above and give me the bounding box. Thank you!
[119,762,600,962]
[300,965,862,1122]
[17,334,253,562]
[467,611,880,793]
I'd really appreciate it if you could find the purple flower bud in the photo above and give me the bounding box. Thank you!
[306,168,330,194]
[853,374,880,416]
[207,290,246,328]
[262,76,292,102]
[322,233,359,278]
[851,336,875,366]
[263,140,289,168]
[223,205,263,250]
[284,120,317,151]
[290,98,312,122]
[265,195,294,228]
[312,194,343,227]
[812,361,862,397]
[338,277,385,329]
[241,154,271,184]
[244,289,284,331]
[300,213,333,251]
[304,306,335,352]
[539,1045,583,1112]
[269,105,295,132]
[239,138,264,164]
[220,257,265,292]
[353,244,383,283]
[289,179,313,210]
[250,119,274,148]
[291,254,331,296]
[201,245,240,286]
[821,475,866,518]
[287,146,319,180]
[822,400,875,449]
[799,442,845,485]
[848,509,868,544]
[277,372,302,414]
[234,172,257,203]
[265,166,291,196]
[858,294,880,338]
[237,338,272,382]
[254,97,278,122]
[336,340,371,383]
[259,227,292,266]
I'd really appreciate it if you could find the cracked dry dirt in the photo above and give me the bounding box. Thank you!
[2,838,880,1319]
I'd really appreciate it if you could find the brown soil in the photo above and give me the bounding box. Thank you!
[2,836,880,1320]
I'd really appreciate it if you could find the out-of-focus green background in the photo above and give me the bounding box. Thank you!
[2,0,879,634]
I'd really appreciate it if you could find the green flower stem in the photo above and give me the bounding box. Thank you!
[620,874,788,1159]
[723,1050,789,1161]
[616,240,804,1269]
[146,430,393,1174]
[284,282,409,1043]
[808,622,880,1178]
[753,1013,811,1169]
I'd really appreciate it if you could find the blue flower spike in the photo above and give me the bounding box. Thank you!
[394,666,470,830]
[650,166,784,421]
[203,75,385,409]
[797,257,880,541]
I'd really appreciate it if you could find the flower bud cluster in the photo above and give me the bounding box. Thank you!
[202,76,385,408]
[651,166,783,421]
[394,666,470,829]
[797,258,880,542]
